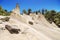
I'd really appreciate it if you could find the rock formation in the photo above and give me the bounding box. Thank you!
[0,3,60,40]
[10,3,21,18]
[12,3,20,15]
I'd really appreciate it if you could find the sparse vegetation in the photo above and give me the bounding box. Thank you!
[23,9,27,14]
[42,9,45,15]
[44,10,60,27]
[0,6,11,16]
[28,9,32,15]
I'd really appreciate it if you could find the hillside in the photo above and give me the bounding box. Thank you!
[0,13,60,40]
[0,3,60,40]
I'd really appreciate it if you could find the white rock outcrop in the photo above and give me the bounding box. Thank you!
[0,3,60,40]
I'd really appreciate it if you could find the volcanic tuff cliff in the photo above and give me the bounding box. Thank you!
[0,3,60,40]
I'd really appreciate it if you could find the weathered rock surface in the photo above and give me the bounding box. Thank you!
[0,4,60,40]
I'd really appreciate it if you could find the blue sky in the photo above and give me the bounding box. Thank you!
[0,0,60,13]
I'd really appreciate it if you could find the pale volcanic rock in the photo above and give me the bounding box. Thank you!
[0,3,60,40]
